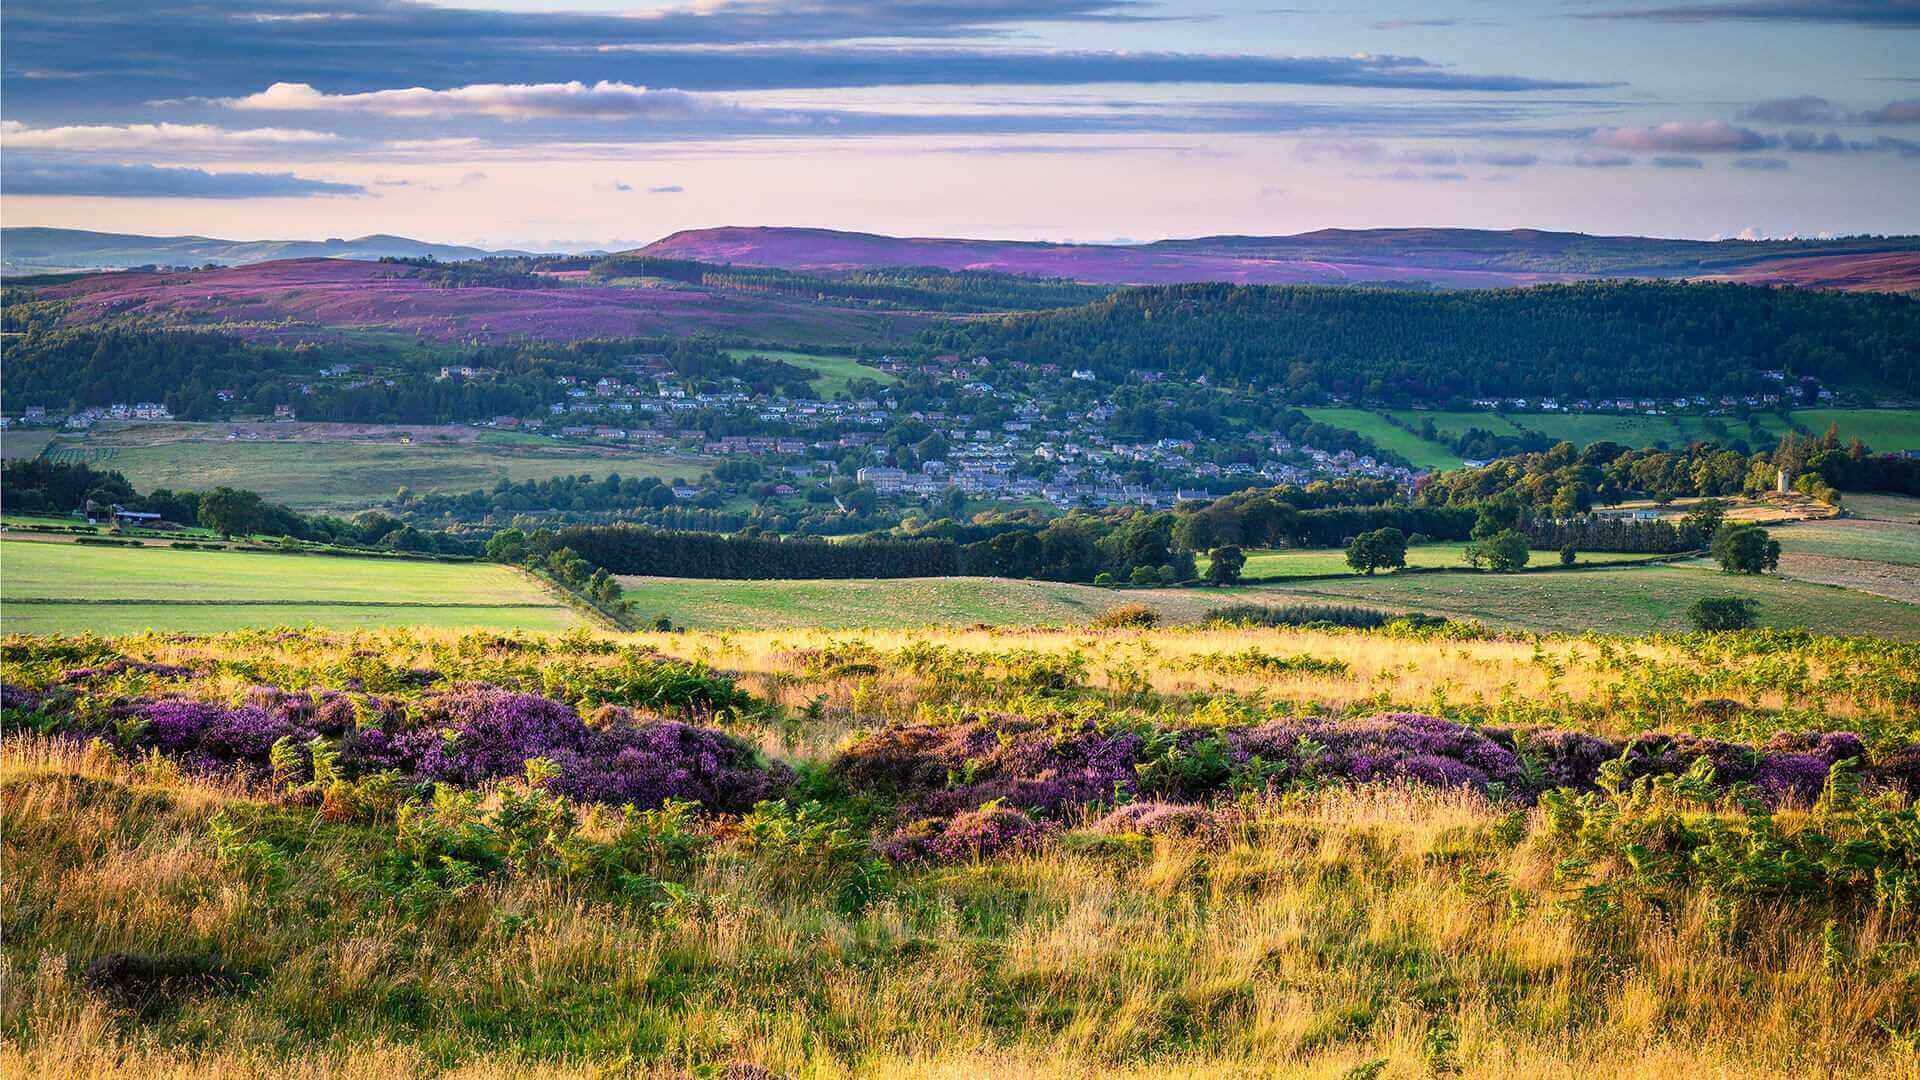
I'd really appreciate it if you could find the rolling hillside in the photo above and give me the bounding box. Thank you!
[640,225,1920,292]
[0,227,509,275]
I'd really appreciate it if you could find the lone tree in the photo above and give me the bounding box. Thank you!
[1344,527,1407,575]
[197,486,264,540]
[1688,596,1760,631]
[1711,524,1782,575]
[1467,529,1531,572]
[1206,545,1247,585]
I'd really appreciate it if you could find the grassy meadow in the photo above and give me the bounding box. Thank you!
[1301,407,1920,467]
[1250,562,1920,638]
[1214,542,1667,580]
[0,539,580,634]
[37,423,709,511]
[4,621,1918,1077]
[725,348,898,397]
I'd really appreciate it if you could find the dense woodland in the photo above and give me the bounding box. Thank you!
[585,255,1111,312]
[924,280,1920,401]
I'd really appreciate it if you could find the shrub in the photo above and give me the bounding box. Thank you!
[1128,566,1158,587]
[1345,527,1408,575]
[1466,529,1531,572]
[1559,545,1577,566]
[1688,596,1761,632]
[1206,545,1246,585]
[1204,603,1394,629]
[1092,603,1159,630]
[1712,524,1782,574]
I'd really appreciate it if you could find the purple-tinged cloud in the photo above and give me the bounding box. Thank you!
[1862,98,1920,124]
[1782,130,1848,152]
[1592,120,1770,152]
[1475,151,1540,167]
[1732,157,1792,170]
[1740,95,1838,123]
[1652,155,1705,168]
[1568,152,1634,167]
[648,185,685,194]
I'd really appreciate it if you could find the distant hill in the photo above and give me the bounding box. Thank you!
[639,226,1920,293]
[0,228,513,275]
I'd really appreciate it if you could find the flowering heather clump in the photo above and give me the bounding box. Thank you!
[836,714,1144,820]
[1233,712,1525,792]
[60,659,195,683]
[879,804,1052,864]
[122,698,316,777]
[1501,727,1621,789]
[1090,801,1229,841]
[0,682,48,717]
[55,679,788,813]
[547,713,794,813]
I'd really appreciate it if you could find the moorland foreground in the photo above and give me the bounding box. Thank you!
[5,605,1920,1077]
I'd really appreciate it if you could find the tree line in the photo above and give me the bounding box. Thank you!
[923,280,1920,401]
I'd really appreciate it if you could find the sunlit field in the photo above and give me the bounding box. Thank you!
[4,621,1917,1077]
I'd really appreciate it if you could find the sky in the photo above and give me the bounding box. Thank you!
[2,0,1918,249]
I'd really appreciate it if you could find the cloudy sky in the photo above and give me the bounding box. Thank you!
[3,0,1917,248]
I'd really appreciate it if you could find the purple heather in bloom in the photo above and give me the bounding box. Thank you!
[1092,801,1228,840]
[65,681,785,812]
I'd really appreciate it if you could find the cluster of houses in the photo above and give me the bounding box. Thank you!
[0,402,174,430]
[1461,373,1830,416]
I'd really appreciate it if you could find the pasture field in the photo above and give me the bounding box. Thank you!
[1296,407,1465,469]
[1219,542,1666,579]
[1762,515,1920,604]
[1252,561,1920,638]
[1773,517,1920,566]
[1305,407,1919,467]
[3,621,1917,1077]
[618,559,1916,638]
[1845,492,1920,522]
[724,348,898,396]
[1793,408,1920,451]
[0,428,55,460]
[615,574,1220,629]
[37,423,709,510]
[0,539,578,634]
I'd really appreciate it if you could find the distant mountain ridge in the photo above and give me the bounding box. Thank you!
[638,226,1920,292]
[11,224,1920,292]
[0,228,513,275]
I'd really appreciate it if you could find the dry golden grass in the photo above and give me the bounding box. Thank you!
[5,735,1915,1079]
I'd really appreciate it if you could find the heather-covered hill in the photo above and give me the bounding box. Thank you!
[36,258,922,344]
[641,225,1920,292]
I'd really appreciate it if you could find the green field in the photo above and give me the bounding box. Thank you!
[1844,492,1920,523]
[0,539,579,634]
[1773,518,1920,566]
[1297,408,1465,469]
[38,425,709,510]
[725,349,898,396]
[1240,563,1919,638]
[615,575,1225,629]
[1793,409,1920,452]
[1304,407,1920,468]
[1217,542,1666,579]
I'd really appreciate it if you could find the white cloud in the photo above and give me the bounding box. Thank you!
[0,119,340,150]
[224,80,721,121]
